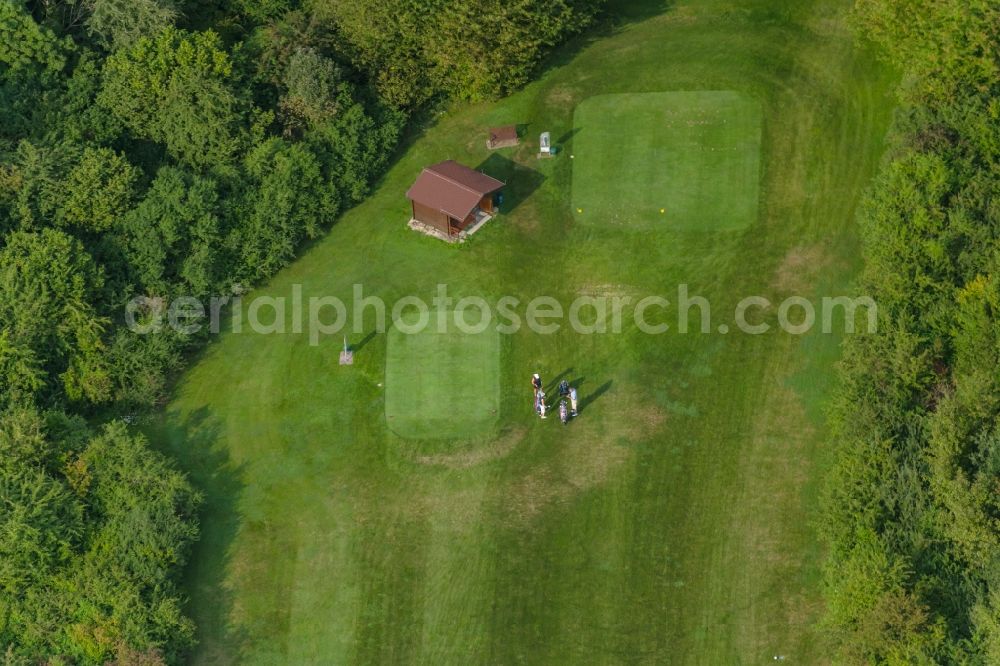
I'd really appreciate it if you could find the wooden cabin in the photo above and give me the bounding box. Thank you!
[406,160,505,239]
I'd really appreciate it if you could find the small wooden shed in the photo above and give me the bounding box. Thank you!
[406,160,505,239]
[487,125,519,149]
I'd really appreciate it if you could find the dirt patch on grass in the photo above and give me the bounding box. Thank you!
[575,283,641,301]
[634,402,668,433]
[413,427,527,469]
[410,484,490,532]
[510,199,542,233]
[503,387,666,524]
[771,244,832,294]
[546,85,578,109]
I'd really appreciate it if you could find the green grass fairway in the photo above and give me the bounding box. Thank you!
[148,1,897,663]
[385,311,500,439]
[572,90,762,230]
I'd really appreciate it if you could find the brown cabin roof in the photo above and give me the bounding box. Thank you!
[489,125,518,144]
[406,160,505,220]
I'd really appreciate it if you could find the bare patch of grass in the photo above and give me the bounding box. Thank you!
[546,85,578,109]
[771,244,832,294]
[413,427,527,469]
[503,386,665,524]
[575,283,641,300]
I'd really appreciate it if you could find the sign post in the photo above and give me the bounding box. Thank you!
[339,337,354,365]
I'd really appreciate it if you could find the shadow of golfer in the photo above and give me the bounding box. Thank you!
[545,368,574,395]
[578,380,613,413]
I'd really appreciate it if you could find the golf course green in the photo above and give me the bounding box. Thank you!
[148,0,897,662]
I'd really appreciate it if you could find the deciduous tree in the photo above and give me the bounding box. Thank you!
[99,27,245,169]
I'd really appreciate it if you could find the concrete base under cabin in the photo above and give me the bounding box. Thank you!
[408,211,494,243]
[487,137,519,149]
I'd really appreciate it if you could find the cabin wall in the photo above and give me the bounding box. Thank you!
[412,201,450,235]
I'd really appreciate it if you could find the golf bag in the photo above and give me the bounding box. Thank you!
[536,390,547,418]
[559,400,569,424]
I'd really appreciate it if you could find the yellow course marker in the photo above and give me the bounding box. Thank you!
[660,208,665,214]
[577,208,583,213]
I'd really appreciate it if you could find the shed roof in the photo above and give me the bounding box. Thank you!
[489,125,518,144]
[406,160,505,220]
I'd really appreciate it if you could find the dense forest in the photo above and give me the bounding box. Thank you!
[821,0,1000,662]
[0,0,602,661]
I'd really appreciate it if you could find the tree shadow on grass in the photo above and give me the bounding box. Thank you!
[529,0,677,84]
[609,0,676,22]
[475,153,545,215]
[151,406,249,662]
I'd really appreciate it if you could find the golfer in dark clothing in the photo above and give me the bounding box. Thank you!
[532,373,542,394]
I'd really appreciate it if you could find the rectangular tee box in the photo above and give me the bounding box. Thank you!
[385,310,500,440]
[571,91,762,231]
